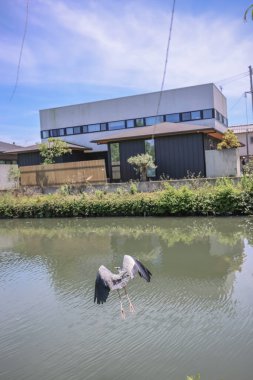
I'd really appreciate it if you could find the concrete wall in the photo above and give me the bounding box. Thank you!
[205,149,241,178]
[40,83,227,151]
[0,164,18,190]
[20,177,242,195]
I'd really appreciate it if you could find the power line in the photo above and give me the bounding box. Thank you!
[156,0,176,119]
[10,0,30,101]
[215,71,248,86]
[229,93,245,111]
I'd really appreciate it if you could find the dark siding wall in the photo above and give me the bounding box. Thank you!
[119,140,145,181]
[18,152,42,166]
[155,134,206,179]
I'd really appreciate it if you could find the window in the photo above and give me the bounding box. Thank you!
[126,119,135,128]
[100,123,107,131]
[145,115,164,126]
[66,127,74,135]
[58,128,65,136]
[250,136,253,144]
[41,130,49,139]
[88,124,100,133]
[165,113,180,122]
[145,139,155,160]
[145,139,156,177]
[50,129,58,137]
[73,126,81,134]
[203,109,213,119]
[182,112,191,121]
[110,143,120,180]
[83,125,88,133]
[191,111,201,120]
[215,110,222,122]
[108,120,125,131]
[135,118,144,127]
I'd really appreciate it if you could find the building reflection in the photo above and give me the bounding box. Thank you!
[0,217,250,300]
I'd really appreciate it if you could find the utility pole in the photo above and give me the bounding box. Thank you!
[249,65,253,115]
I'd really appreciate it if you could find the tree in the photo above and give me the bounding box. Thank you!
[244,4,253,21]
[39,138,72,164]
[127,153,156,181]
[217,129,241,150]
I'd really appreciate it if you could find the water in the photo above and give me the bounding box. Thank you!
[0,217,253,380]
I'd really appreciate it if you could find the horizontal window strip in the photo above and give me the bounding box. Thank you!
[41,108,227,138]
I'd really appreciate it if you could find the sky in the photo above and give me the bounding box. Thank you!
[0,0,252,146]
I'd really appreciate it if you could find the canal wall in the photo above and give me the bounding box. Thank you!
[9,176,242,195]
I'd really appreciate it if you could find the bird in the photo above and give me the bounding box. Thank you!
[94,255,152,319]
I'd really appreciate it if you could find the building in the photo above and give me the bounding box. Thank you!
[38,83,229,181]
[230,124,253,159]
[0,141,23,164]
[93,122,228,181]
[6,142,94,166]
[40,83,228,152]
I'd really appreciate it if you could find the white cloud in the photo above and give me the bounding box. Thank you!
[0,0,252,128]
[1,0,252,95]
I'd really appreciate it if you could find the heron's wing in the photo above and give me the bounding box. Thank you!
[94,266,111,304]
[122,255,152,282]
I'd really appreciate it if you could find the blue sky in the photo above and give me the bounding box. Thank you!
[0,0,252,145]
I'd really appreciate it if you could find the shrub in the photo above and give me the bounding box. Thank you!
[129,182,138,194]
[1,178,253,218]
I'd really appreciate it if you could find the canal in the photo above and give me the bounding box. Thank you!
[0,217,253,380]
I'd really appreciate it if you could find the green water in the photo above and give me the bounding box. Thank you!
[0,217,253,380]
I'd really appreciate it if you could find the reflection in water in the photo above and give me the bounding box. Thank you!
[0,217,253,380]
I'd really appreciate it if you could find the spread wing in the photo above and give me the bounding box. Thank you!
[122,255,152,282]
[94,265,112,304]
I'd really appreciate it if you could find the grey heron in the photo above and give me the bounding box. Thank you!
[94,255,152,318]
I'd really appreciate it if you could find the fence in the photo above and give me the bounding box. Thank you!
[20,160,107,187]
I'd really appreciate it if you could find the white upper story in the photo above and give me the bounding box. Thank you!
[40,83,228,151]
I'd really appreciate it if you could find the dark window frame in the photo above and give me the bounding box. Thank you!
[41,130,50,139]
[66,127,74,135]
[87,124,101,133]
[73,126,82,135]
[202,108,214,119]
[165,113,181,123]
[108,120,126,131]
[126,119,135,128]
[191,110,201,120]
[181,112,191,122]
[135,118,145,127]
[58,128,65,136]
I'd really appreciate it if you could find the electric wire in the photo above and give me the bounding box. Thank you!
[155,0,176,121]
[245,93,249,125]
[215,72,248,86]
[10,0,30,101]
[229,93,245,111]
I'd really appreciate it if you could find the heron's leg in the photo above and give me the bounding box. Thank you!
[124,287,135,313]
[117,289,125,319]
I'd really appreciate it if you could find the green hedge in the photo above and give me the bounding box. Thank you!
[1,179,253,218]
